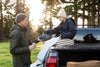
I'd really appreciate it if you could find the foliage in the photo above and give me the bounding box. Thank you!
[0,0,31,41]
[40,0,61,30]
[37,25,45,36]
[41,0,100,28]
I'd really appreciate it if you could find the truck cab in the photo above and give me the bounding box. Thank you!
[44,28,100,67]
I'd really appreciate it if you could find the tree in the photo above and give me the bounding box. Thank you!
[0,0,16,41]
[61,0,99,28]
[16,0,25,14]
[4,15,14,40]
[82,0,85,28]
[0,0,4,42]
[98,0,100,27]
[90,0,96,27]
[0,0,15,41]
[41,0,100,28]
[40,0,60,29]
[0,0,30,41]
[37,25,45,36]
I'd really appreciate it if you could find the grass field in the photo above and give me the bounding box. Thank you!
[0,42,43,67]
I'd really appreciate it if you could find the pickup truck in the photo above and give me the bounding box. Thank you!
[44,28,100,67]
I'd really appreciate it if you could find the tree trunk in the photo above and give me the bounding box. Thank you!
[87,1,91,28]
[74,0,78,28]
[82,0,85,28]
[49,18,53,29]
[98,0,100,28]
[91,1,96,28]
[16,0,18,15]
[23,0,25,11]
[0,0,4,42]
[16,0,25,14]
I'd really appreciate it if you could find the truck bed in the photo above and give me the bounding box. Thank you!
[45,28,100,67]
[50,43,100,67]
[51,43,100,50]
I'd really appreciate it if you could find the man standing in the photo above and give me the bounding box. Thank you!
[10,13,38,67]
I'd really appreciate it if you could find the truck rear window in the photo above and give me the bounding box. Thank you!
[74,28,100,43]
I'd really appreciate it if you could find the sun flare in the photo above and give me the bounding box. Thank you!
[26,0,45,27]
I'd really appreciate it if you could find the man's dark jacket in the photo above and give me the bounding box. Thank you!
[10,24,31,67]
[44,18,77,39]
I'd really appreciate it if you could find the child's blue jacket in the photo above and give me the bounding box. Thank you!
[44,18,77,39]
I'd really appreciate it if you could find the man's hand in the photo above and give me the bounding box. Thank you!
[29,43,36,50]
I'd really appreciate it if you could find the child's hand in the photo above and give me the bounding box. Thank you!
[59,35,62,40]
[37,38,44,41]
[42,32,47,35]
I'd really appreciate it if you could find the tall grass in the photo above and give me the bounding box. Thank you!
[0,42,43,67]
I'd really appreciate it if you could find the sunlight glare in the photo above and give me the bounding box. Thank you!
[26,0,45,27]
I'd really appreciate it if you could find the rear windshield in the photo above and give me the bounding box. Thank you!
[74,28,100,43]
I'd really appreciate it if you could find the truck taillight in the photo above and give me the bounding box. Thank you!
[46,57,57,67]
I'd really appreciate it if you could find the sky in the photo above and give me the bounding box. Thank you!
[26,0,45,26]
